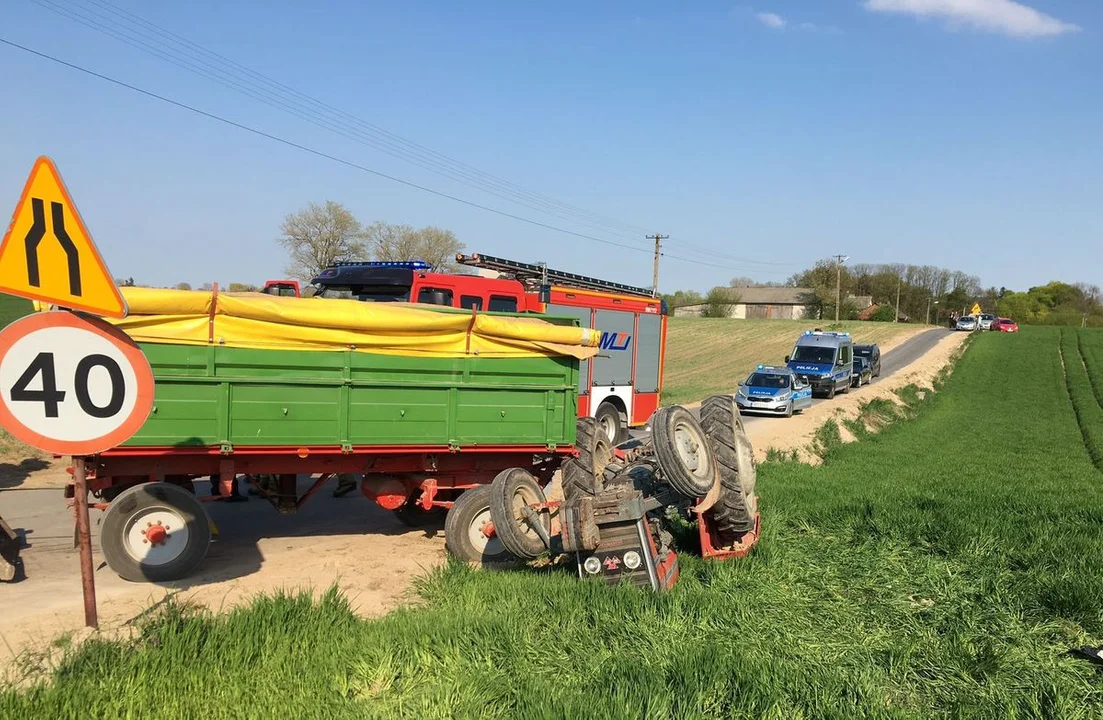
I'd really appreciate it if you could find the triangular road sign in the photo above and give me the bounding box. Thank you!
[0,157,127,318]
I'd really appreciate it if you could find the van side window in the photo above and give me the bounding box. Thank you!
[460,295,483,311]
[839,345,851,364]
[488,295,518,312]
[417,287,454,306]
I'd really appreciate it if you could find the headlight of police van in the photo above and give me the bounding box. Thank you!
[623,551,642,570]
[583,556,602,575]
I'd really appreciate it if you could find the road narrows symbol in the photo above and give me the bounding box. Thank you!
[23,198,83,296]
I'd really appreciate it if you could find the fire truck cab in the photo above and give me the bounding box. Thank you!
[305,256,667,443]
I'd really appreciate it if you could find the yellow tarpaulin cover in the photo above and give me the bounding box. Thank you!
[89,288,601,360]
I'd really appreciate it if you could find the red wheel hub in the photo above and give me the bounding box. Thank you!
[145,524,168,545]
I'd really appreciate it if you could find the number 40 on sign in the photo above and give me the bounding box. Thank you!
[0,312,154,456]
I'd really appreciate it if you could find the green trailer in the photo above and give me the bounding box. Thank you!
[71,289,598,583]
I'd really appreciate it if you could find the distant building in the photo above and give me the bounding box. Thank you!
[673,288,874,320]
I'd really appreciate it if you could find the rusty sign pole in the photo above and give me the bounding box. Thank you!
[72,456,98,628]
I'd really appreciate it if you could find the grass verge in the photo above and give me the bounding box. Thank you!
[5,328,1103,718]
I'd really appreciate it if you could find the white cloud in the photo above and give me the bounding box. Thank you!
[755,12,788,29]
[864,0,1081,38]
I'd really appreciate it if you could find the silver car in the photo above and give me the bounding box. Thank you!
[956,316,978,331]
[977,313,996,331]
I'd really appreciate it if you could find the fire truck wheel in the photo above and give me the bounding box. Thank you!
[101,482,211,583]
[445,486,513,565]
[489,468,551,560]
[594,402,628,445]
[562,417,612,502]
[651,405,719,500]
[699,395,758,538]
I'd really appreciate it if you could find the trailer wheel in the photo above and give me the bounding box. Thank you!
[595,402,628,445]
[651,406,718,499]
[101,482,211,583]
[562,417,612,502]
[445,485,513,565]
[700,396,758,539]
[489,468,551,560]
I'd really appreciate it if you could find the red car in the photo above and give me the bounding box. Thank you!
[993,318,1019,333]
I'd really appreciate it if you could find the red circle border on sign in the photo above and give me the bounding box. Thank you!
[0,311,155,456]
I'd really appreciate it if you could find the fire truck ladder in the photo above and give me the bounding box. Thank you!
[456,253,654,298]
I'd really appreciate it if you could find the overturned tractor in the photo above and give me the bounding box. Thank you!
[471,395,760,590]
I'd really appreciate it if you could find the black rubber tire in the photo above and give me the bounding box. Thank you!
[699,395,758,540]
[784,400,793,418]
[651,405,718,499]
[444,485,513,565]
[827,383,837,399]
[562,417,612,503]
[101,482,211,583]
[594,402,628,445]
[489,468,550,560]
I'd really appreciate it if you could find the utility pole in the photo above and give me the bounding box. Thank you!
[895,280,901,323]
[833,254,849,322]
[646,233,668,298]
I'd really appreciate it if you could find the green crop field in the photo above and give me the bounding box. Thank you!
[0,293,32,330]
[662,318,929,405]
[6,328,1103,719]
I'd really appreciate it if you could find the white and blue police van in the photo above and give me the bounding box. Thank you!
[784,330,854,399]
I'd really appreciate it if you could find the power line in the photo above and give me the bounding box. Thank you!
[0,37,795,278]
[26,0,806,271]
[29,0,657,246]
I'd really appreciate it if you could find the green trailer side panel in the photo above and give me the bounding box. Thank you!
[125,344,579,448]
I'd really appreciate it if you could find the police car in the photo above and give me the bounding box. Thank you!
[735,365,814,418]
[785,330,855,399]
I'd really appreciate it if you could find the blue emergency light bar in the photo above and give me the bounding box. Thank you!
[802,330,850,338]
[333,261,431,270]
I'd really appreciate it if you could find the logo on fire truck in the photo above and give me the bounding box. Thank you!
[599,333,632,352]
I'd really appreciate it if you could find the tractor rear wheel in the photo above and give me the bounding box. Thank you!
[562,417,612,503]
[700,395,758,541]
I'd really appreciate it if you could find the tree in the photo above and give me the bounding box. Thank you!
[703,287,739,318]
[175,282,192,291]
[278,201,368,280]
[365,222,465,271]
[661,289,704,308]
[227,283,258,293]
[868,304,897,322]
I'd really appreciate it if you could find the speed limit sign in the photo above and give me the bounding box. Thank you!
[0,312,154,455]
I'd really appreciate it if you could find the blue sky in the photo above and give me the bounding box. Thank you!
[0,0,1098,293]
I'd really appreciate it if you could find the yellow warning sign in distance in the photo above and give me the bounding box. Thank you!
[0,157,127,318]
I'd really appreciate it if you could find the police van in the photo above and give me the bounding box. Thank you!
[784,330,854,399]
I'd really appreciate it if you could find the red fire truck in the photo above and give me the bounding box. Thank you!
[297,254,667,443]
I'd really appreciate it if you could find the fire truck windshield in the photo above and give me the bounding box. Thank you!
[312,284,411,302]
